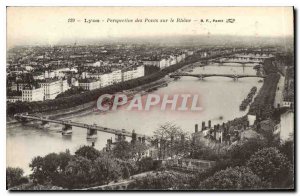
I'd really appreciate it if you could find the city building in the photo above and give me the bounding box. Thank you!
[159,58,168,69]
[33,73,45,80]
[7,96,22,103]
[98,73,113,87]
[39,78,69,100]
[122,65,144,82]
[142,60,160,67]
[21,86,44,102]
[11,82,27,91]
[90,70,121,87]
[111,69,122,84]
[78,79,100,90]
[44,70,56,79]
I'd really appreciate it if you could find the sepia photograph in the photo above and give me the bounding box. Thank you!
[5,6,295,191]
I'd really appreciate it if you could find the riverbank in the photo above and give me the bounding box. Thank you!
[274,75,285,108]
[7,54,202,125]
[248,58,280,118]
[6,77,171,126]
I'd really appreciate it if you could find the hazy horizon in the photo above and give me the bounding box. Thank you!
[7,7,294,48]
[7,34,293,49]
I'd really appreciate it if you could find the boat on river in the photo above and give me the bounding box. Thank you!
[62,130,72,136]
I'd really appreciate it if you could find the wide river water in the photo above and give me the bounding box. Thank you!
[7,63,263,174]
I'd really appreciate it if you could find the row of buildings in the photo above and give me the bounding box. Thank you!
[8,65,144,102]
[142,53,189,69]
[6,45,197,104]
[32,67,78,80]
[78,65,144,90]
[8,78,70,102]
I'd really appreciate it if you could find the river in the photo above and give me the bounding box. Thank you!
[7,63,263,174]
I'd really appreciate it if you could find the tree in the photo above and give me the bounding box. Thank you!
[228,138,267,166]
[64,156,94,189]
[279,139,294,164]
[75,145,100,161]
[29,151,72,186]
[112,140,148,161]
[154,122,185,159]
[131,141,148,161]
[6,167,28,189]
[51,151,72,186]
[246,147,293,188]
[115,159,137,179]
[91,156,122,184]
[29,156,47,184]
[199,166,263,190]
[112,141,132,160]
[189,141,220,161]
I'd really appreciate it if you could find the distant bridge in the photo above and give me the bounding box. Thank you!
[192,62,257,68]
[169,73,265,80]
[210,60,262,64]
[208,56,266,64]
[14,113,152,141]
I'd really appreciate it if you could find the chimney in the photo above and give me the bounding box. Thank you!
[181,134,185,142]
[213,125,217,139]
[208,120,211,128]
[202,121,205,131]
[214,129,217,140]
[195,124,198,133]
[132,130,137,142]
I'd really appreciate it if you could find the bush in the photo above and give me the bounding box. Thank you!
[246,147,293,188]
[28,148,138,189]
[279,139,294,164]
[137,157,154,173]
[6,167,28,189]
[128,171,192,190]
[199,166,263,190]
[228,138,267,166]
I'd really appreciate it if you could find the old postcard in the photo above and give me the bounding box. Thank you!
[6,7,294,191]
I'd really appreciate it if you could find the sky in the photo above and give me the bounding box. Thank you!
[7,7,294,48]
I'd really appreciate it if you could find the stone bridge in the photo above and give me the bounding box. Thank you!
[170,73,265,80]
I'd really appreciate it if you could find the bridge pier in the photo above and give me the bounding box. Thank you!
[62,124,72,136]
[131,130,137,144]
[87,128,97,139]
[20,117,28,124]
[15,115,28,123]
[41,120,48,126]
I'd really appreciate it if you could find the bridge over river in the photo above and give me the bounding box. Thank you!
[209,60,262,64]
[169,73,265,80]
[14,113,152,142]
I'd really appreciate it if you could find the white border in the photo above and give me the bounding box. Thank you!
[1,0,298,195]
